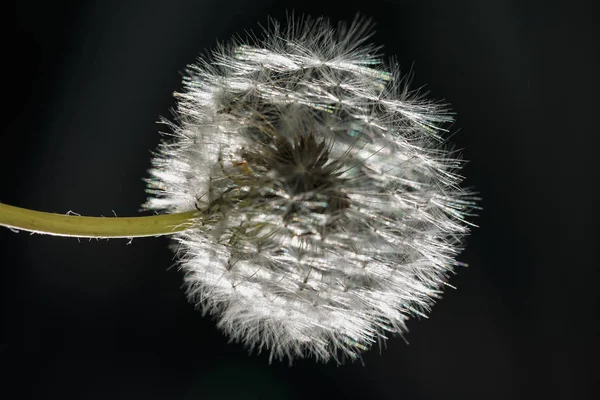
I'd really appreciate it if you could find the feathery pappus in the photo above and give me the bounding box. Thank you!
[143,15,478,363]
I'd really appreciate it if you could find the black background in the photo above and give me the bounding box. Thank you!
[2,1,598,399]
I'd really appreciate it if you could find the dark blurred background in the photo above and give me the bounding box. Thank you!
[1,0,598,399]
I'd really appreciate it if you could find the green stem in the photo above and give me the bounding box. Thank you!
[0,203,199,238]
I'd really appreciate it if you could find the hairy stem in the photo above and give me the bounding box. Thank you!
[0,203,199,238]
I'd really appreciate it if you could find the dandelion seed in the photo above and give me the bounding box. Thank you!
[143,15,478,363]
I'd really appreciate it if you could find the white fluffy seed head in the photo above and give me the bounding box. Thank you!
[143,16,477,363]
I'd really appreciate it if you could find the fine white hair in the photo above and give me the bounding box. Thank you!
[144,15,477,363]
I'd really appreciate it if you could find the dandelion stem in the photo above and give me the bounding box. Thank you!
[0,203,199,238]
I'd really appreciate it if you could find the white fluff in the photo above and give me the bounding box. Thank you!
[143,16,477,363]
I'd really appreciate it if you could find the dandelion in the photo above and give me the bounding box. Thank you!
[0,15,477,364]
[143,16,477,363]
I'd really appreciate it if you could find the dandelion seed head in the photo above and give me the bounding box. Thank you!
[143,15,477,363]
